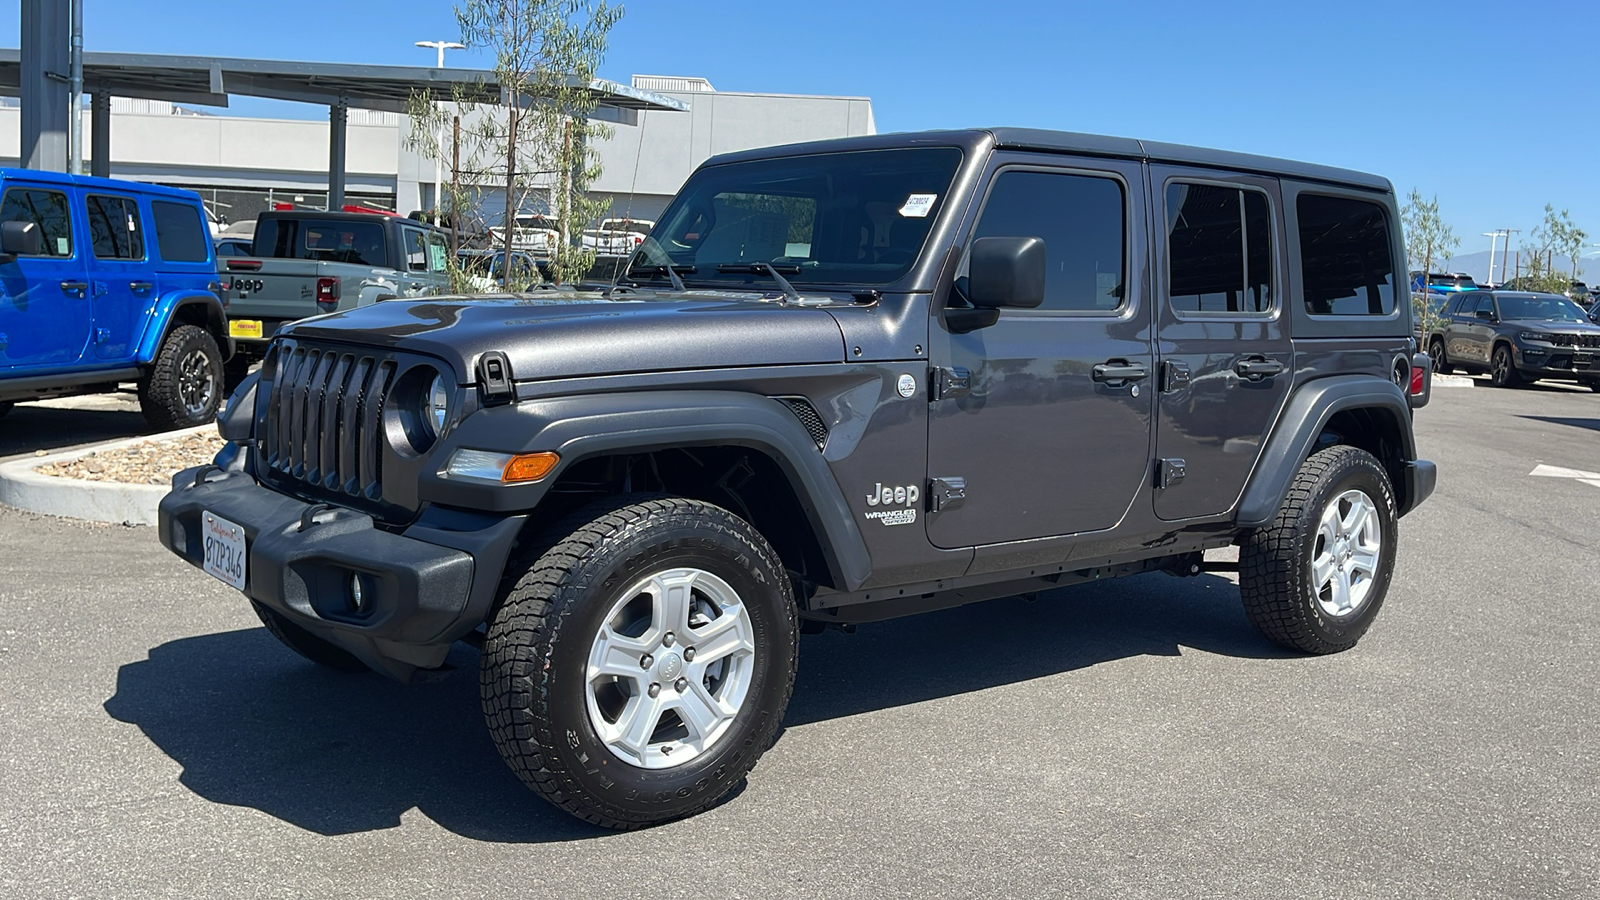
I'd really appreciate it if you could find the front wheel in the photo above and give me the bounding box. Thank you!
[1490,345,1522,388]
[139,324,224,429]
[480,496,798,830]
[1427,338,1452,375]
[1239,445,1398,654]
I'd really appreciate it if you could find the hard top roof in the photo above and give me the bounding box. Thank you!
[0,167,204,201]
[705,128,1392,192]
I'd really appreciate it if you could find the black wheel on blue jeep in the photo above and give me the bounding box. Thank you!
[1238,444,1398,655]
[139,324,224,429]
[0,401,12,420]
[249,600,368,672]
[480,495,798,830]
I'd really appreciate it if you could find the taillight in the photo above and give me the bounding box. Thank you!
[316,277,341,312]
[1410,365,1426,395]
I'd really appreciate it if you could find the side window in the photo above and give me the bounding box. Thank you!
[151,201,211,262]
[972,169,1125,312]
[404,229,428,271]
[0,187,74,257]
[1165,183,1275,314]
[1297,194,1397,316]
[425,233,449,273]
[1475,295,1495,316]
[86,195,145,260]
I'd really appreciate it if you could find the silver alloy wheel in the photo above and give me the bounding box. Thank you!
[584,567,757,770]
[1492,347,1513,385]
[177,348,216,417]
[1311,488,1382,618]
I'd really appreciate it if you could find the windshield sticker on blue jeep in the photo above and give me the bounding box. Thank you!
[864,482,920,526]
[899,194,937,218]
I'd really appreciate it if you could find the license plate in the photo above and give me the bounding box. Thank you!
[201,511,248,591]
[229,319,263,339]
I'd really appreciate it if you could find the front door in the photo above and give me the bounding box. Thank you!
[926,156,1154,549]
[0,182,90,372]
[1151,167,1293,521]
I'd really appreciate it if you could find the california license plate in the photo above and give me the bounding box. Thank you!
[229,319,263,339]
[201,511,248,591]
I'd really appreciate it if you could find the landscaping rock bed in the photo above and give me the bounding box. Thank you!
[34,430,225,486]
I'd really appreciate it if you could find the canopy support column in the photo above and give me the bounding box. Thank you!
[328,99,348,210]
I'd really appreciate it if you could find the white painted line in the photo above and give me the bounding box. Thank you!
[1530,464,1600,481]
[1433,374,1475,387]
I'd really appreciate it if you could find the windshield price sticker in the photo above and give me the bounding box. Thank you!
[899,193,938,218]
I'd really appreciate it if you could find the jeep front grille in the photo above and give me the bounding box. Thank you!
[775,397,828,450]
[1546,333,1600,348]
[262,344,394,500]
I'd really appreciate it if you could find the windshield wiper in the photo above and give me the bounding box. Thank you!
[628,264,696,292]
[715,262,801,302]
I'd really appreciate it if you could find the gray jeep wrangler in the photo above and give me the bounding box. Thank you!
[159,129,1437,829]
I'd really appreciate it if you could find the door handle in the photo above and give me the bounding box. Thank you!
[1092,361,1150,383]
[1235,357,1284,381]
[130,281,154,292]
[60,281,88,295]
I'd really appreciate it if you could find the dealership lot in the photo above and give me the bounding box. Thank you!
[1,379,1596,899]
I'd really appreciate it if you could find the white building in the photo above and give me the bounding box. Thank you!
[0,76,875,232]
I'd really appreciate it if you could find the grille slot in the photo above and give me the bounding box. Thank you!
[775,397,828,450]
[262,344,393,501]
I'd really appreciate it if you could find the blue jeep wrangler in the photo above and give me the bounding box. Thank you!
[0,169,231,428]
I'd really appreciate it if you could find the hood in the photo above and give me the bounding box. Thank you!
[1509,319,1600,334]
[280,291,849,383]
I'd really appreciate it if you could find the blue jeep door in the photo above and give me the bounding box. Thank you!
[0,182,91,371]
[84,192,150,361]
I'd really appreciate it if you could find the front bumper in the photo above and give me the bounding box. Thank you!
[159,465,524,679]
[1515,345,1600,380]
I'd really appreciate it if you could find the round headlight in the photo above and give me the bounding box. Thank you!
[426,374,450,435]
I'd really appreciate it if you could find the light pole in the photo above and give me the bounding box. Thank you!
[1482,231,1502,284]
[415,40,465,215]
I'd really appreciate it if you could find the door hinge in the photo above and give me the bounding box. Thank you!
[1158,458,1187,489]
[928,476,967,513]
[929,366,970,401]
[1162,360,1191,393]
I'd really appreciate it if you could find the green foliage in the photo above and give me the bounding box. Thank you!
[1525,204,1589,288]
[1401,190,1459,335]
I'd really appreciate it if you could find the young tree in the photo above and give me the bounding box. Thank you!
[407,0,622,289]
[1521,204,1587,292]
[1401,190,1459,333]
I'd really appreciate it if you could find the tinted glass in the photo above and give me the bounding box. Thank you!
[1297,194,1396,316]
[1245,191,1273,310]
[404,229,427,271]
[1497,294,1586,321]
[1166,183,1273,314]
[974,170,1125,312]
[86,195,144,260]
[637,148,963,287]
[425,233,449,273]
[0,188,73,257]
[303,222,386,266]
[151,200,211,262]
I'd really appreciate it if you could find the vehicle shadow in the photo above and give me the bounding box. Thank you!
[104,572,1285,843]
[0,398,151,459]
[1518,415,1600,433]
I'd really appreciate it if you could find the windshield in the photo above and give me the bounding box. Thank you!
[631,147,964,288]
[1497,294,1588,321]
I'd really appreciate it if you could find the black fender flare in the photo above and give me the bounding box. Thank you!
[1236,376,1420,527]
[421,390,873,592]
[137,292,234,364]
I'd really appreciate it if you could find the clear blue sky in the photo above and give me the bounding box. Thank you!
[5,0,1596,265]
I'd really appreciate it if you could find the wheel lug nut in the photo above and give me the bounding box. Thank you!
[675,677,688,692]
[663,632,675,647]
[648,683,661,698]
[640,654,653,669]
[684,647,695,661]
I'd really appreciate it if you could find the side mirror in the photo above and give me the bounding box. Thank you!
[968,236,1046,309]
[1474,309,1495,322]
[0,220,43,259]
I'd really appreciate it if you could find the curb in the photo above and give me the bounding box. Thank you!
[0,425,215,526]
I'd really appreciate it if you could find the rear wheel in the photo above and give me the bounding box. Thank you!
[139,324,224,429]
[1239,445,1398,654]
[1427,337,1452,374]
[480,495,797,830]
[1490,345,1522,388]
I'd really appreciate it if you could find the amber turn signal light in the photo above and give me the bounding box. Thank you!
[502,452,560,483]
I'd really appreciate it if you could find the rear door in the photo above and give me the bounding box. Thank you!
[0,181,90,372]
[925,154,1154,548]
[84,192,151,362]
[1150,167,1292,520]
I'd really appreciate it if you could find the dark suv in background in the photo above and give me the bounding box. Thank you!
[1427,291,1600,389]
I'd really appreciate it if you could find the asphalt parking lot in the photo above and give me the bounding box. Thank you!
[1,377,1597,899]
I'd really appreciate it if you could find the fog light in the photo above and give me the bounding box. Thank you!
[351,573,366,612]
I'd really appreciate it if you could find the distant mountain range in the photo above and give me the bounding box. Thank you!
[1432,249,1591,285]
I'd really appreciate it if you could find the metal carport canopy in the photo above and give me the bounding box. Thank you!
[0,50,689,203]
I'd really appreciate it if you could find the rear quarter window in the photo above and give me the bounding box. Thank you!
[1297,194,1397,316]
[151,200,211,263]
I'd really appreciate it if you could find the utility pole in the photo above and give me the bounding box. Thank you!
[1482,231,1502,284]
[1501,229,1518,287]
[68,0,82,174]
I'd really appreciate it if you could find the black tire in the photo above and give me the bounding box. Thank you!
[480,495,798,830]
[139,324,224,429]
[0,401,12,420]
[1427,337,1452,375]
[1489,344,1522,388]
[250,600,369,672]
[1239,445,1398,655]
